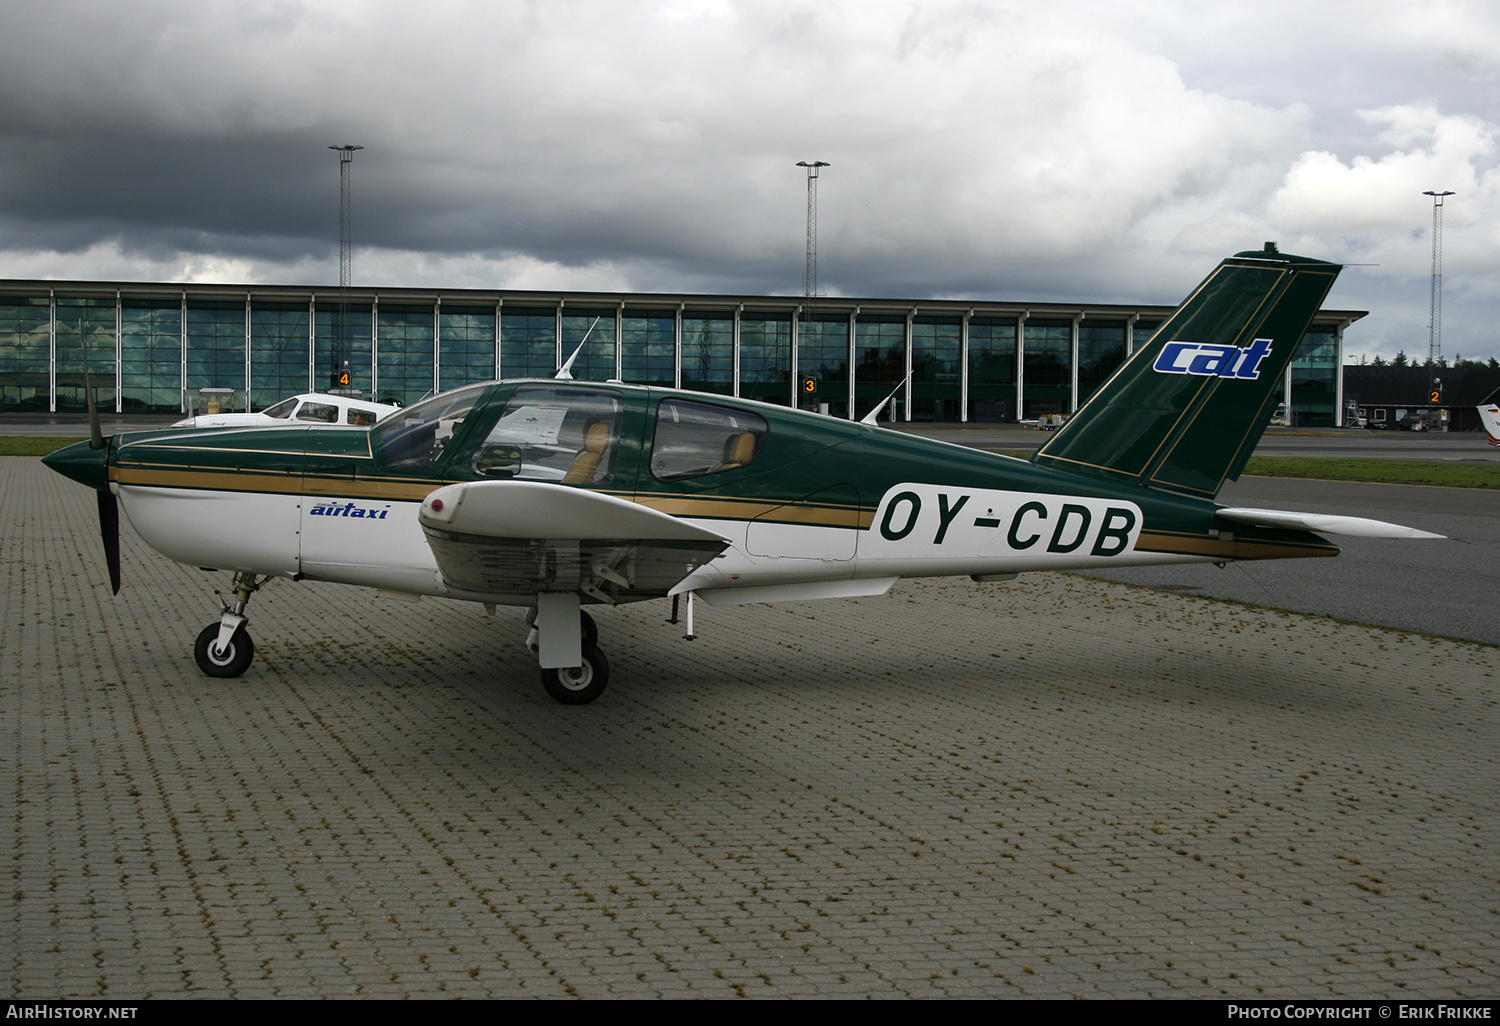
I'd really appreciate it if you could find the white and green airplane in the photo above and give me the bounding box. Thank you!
[45,245,1441,705]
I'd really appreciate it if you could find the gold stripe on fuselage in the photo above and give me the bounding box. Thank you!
[111,463,878,528]
[635,494,876,529]
[113,465,444,502]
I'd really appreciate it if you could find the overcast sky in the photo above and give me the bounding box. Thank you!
[1,0,1495,362]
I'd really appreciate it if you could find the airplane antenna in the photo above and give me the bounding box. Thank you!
[556,316,603,380]
[860,371,912,426]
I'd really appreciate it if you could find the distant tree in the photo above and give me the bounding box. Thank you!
[1392,351,1409,367]
[1372,355,1387,366]
[1490,357,1499,369]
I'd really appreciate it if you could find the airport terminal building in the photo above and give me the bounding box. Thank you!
[0,279,1363,425]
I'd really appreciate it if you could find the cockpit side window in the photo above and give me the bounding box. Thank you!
[471,384,624,486]
[377,383,490,469]
[296,401,339,423]
[650,400,768,481]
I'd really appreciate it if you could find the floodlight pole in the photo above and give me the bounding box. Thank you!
[1423,189,1454,365]
[330,144,363,390]
[796,161,830,300]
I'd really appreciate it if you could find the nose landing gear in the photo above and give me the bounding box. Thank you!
[193,572,267,678]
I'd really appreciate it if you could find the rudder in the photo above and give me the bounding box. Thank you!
[1033,244,1341,498]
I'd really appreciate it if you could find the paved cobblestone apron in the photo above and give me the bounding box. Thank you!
[3,457,1496,998]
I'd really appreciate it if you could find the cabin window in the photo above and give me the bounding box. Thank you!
[296,401,339,423]
[262,397,298,419]
[471,384,624,485]
[650,399,767,481]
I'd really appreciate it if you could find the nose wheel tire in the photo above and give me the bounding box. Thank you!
[194,623,255,678]
[540,642,609,705]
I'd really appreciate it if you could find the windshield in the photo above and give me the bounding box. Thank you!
[376,384,491,469]
[262,398,298,419]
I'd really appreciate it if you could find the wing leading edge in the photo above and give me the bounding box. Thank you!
[418,481,731,601]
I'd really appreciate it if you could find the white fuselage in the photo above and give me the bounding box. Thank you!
[117,475,1210,608]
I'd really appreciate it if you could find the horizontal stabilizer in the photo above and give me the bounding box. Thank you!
[1215,507,1445,540]
[692,577,900,606]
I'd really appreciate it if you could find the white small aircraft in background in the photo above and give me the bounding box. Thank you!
[1480,402,1500,447]
[173,393,398,429]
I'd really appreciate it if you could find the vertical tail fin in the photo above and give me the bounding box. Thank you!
[1034,245,1341,498]
[1479,403,1500,446]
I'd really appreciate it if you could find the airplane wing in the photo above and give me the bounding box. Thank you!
[418,481,731,600]
[1215,507,1445,540]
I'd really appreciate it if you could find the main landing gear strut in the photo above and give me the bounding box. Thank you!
[525,596,609,705]
[193,572,266,678]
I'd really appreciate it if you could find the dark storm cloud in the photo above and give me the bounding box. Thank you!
[0,0,1496,359]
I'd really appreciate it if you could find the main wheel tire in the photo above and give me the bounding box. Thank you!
[580,609,599,648]
[194,622,254,678]
[540,642,610,705]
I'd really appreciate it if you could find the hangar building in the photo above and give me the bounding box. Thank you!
[0,279,1362,425]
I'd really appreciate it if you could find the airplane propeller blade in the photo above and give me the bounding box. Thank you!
[97,488,121,595]
[77,317,108,452]
[76,316,119,592]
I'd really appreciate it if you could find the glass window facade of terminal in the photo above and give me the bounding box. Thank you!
[738,313,791,405]
[562,308,616,384]
[501,307,557,379]
[622,310,675,386]
[187,300,246,398]
[911,316,961,423]
[681,312,733,395]
[0,287,1350,424]
[55,297,116,412]
[799,313,849,418]
[854,314,905,421]
[250,301,310,409]
[377,304,435,407]
[121,298,181,413]
[1023,319,1071,419]
[1078,320,1128,400]
[438,305,496,392]
[0,297,50,411]
[1287,330,1338,426]
[315,303,372,396]
[968,317,1017,422]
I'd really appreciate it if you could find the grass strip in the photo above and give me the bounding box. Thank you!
[999,450,1497,489]
[0,436,84,457]
[1241,455,1500,489]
